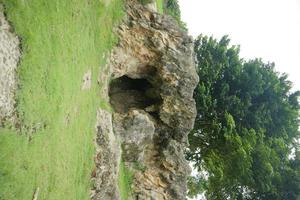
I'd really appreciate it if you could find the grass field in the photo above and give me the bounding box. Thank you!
[0,0,123,199]
[118,161,134,200]
[156,0,164,13]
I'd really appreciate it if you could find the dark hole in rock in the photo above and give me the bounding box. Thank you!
[109,76,162,114]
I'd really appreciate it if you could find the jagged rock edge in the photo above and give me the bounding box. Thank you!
[92,0,199,200]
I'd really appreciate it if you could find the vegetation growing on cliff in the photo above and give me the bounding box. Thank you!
[156,0,164,13]
[1,0,298,199]
[188,35,300,199]
[0,0,123,199]
[163,0,186,29]
[118,161,134,200]
[138,0,185,28]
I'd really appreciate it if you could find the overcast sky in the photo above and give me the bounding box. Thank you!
[178,0,300,92]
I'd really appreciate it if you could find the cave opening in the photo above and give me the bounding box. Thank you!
[109,76,162,115]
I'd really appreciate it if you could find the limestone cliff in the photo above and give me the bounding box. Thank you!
[92,1,199,199]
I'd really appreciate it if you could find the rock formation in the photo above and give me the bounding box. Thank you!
[0,0,198,199]
[0,4,21,124]
[93,0,199,199]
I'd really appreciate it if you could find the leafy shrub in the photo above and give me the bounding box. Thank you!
[164,0,187,30]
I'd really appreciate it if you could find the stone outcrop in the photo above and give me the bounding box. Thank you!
[93,0,199,199]
[92,108,121,200]
[0,1,198,199]
[0,4,21,124]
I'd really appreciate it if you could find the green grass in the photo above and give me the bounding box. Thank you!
[0,0,123,199]
[118,161,134,200]
[138,0,152,5]
[156,0,164,14]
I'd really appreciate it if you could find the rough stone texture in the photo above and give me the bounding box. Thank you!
[110,0,199,138]
[107,0,199,199]
[144,1,157,12]
[91,50,122,199]
[0,5,21,123]
[92,108,121,200]
[113,110,156,163]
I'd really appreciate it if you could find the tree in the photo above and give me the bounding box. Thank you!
[187,35,300,199]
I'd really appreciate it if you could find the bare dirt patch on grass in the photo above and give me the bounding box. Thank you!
[0,4,20,123]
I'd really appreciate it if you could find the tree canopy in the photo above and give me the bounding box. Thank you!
[187,35,300,199]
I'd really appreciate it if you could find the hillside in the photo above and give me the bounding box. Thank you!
[0,0,196,200]
[0,0,123,199]
[1,1,300,200]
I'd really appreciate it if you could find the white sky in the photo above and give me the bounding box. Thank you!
[178,0,300,91]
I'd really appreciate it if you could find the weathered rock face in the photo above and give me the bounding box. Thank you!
[0,5,21,124]
[110,0,198,138]
[93,0,198,199]
[92,108,121,200]
[1,1,197,199]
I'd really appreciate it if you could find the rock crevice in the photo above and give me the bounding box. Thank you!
[93,0,198,199]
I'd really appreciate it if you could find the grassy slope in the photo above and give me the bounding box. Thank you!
[156,0,164,13]
[0,0,123,199]
[118,161,134,200]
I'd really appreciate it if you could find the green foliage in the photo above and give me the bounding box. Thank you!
[188,35,300,199]
[187,175,206,198]
[156,0,164,14]
[139,0,152,5]
[133,161,147,172]
[163,0,187,30]
[0,0,124,199]
[118,161,134,200]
